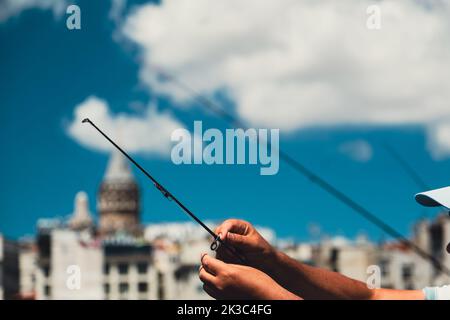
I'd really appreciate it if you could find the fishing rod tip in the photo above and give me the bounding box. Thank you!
[82,118,91,124]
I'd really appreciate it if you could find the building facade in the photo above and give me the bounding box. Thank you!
[0,234,20,300]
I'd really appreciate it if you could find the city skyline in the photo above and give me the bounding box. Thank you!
[2,143,447,245]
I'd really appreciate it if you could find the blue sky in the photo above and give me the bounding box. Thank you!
[1,0,449,242]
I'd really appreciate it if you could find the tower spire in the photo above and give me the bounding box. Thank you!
[104,149,135,182]
[98,151,140,235]
[69,191,93,229]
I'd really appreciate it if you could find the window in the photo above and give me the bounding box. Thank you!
[104,283,110,294]
[118,263,128,275]
[137,262,148,274]
[402,264,414,281]
[330,248,339,272]
[380,259,389,277]
[103,263,110,275]
[43,266,50,277]
[157,272,165,300]
[430,224,444,276]
[119,283,129,294]
[405,283,414,290]
[138,282,148,293]
[44,285,51,297]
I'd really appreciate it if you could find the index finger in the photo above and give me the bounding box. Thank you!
[215,219,250,240]
[201,254,227,275]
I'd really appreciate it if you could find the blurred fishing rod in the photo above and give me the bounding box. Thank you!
[155,67,450,276]
[382,143,429,190]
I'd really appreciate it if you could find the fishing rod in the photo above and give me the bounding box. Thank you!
[155,68,450,276]
[382,143,429,190]
[82,118,245,263]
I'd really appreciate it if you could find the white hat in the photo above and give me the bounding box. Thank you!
[415,186,450,209]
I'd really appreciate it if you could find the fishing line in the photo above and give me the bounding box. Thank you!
[156,68,450,276]
[82,118,245,263]
[382,143,429,191]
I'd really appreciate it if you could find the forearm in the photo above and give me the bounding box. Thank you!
[262,284,303,300]
[371,289,424,300]
[243,265,303,300]
[266,250,373,300]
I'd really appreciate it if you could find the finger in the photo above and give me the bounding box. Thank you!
[216,249,241,266]
[214,228,226,242]
[213,226,225,241]
[202,254,227,275]
[201,252,215,273]
[226,232,253,250]
[222,219,249,235]
[216,219,249,239]
[215,246,237,264]
[199,267,217,286]
[201,252,221,275]
[201,252,207,264]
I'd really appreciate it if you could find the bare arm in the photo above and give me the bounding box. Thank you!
[215,219,426,300]
[371,288,424,300]
[268,250,372,299]
[270,250,424,300]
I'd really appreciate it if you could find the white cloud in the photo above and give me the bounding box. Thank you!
[121,0,450,158]
[66,96,185,157]
[109,0,126,23]
[427,122,450,160]
[0,0,68,22]
[339,140,373,162]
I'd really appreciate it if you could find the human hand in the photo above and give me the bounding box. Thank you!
[199,253,300,300]
[214,219,277,273]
